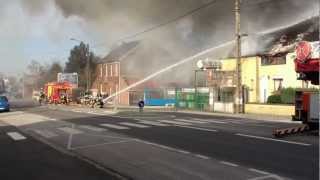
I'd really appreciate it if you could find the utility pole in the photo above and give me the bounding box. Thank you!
[235,0,243,113]
[86,43,90,92]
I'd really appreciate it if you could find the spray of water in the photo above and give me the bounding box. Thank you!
[103,40,235,102]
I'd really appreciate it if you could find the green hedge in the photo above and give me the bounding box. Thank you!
[267,94,282,104]
[280,87,295,104]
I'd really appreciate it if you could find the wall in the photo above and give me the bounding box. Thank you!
[245,103,294,116]
[220,56,259,103]
[213,102,234,113]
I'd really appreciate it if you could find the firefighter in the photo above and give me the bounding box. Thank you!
[138,99,145,113]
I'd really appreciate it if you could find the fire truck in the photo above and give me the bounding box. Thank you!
[273,40,319,137]
[44,82,73,104]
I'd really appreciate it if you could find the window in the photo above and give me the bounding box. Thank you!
[273,78,283,91]
[110,64,113,77]
[114,63,118,76]
[261,55,286,65]
[105,64,108,77]
[100,64,103,77]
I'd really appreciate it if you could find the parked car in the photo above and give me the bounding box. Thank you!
[32,91,40,101]
[0,96,10,112]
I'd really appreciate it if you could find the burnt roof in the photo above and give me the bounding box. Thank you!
[99,41,139,63]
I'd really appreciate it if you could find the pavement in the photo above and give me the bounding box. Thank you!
[0,104,317,180]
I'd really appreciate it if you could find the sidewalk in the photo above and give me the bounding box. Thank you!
[67,104,298,124]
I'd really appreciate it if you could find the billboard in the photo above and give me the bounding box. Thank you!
[57,73,78,87]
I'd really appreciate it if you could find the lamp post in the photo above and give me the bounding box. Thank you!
[70,38,91,92]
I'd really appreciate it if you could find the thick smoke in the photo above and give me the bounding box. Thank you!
[20,0,319,85]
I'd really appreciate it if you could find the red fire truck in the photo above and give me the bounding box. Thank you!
[44,82,73,104]
[274,41,319,137]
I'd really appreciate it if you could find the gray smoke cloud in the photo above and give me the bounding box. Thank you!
[19,0,319,85]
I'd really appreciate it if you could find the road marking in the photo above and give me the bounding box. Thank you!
[191,118,227,124]
[220,161,239,167]
[58,127,83,134]
[79,125,107,132]
[87,112,105,116]
[100,123,130,130]
[159,120,192,126]
[248,168,270,175]
[137,140,191,154]
[236,133,311,146]
[175,125,218,132]
[119,122,150,128]
[33,129,58,138]
[195,154,210,160]
[7,132,27,141]
[72,110,83,113]
[71,140,134,150]
[138,120,169,126]
[174,118,207,124]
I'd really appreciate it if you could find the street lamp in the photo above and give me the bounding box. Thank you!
[70,38,91,92]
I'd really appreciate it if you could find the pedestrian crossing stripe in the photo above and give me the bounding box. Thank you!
[159,120,192,126]
[100,124,130,130]
[119,122,150,128]
[174,119,208,124]
[138,121,169,126]
[7,132,27,141]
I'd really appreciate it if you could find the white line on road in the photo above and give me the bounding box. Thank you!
[159,120,192,126]
[248,168,270,175]
[220,161,239,167]
[119,122,150,128]
[79,125,107,132]
[174,119,208,124]
[235,133,311,146]
[7,132,27,141]
[136,139,191,155]
[174,125,218,132]
[100,123,130,130]
[33,129,58,138]
[71,140,134,150]
[195,154,211,160]
[87,112,106,116]
[191,118,227,124]
[58,127,83,134]
[138,120,169,126]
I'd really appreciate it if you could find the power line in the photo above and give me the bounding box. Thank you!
[92,0,218,48]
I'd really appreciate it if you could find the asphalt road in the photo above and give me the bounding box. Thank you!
[0,120,122,180]
[1,105,318,180]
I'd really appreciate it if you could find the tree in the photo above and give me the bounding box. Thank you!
[45,62,63,82]
[65,42,98,89]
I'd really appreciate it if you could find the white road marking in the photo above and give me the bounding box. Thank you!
[47,118,57,121]
[72,110,83,113]
[175,125,218,132]
[100,123,130,130]
[248,168,270,175]
[33,129,58,138]
[79,125,107,132]
[58,127,83,134]
[87,112,105,116]
[159,120,192,126]
[7,132,27,141]
[195,154,210,160]
[236,133,311,146]
[71,140,134,150]
[119,122,150,128]
[137,139,191,154]
[174,118,207,124]
[220,161,239,167]
[191,118,227,124]
[138,120,169,126]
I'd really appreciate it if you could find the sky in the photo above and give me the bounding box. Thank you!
[0,0,318,75]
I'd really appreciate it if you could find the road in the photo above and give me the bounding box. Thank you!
[0,105,318,180]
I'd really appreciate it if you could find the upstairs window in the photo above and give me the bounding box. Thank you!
[261,55,286,66]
